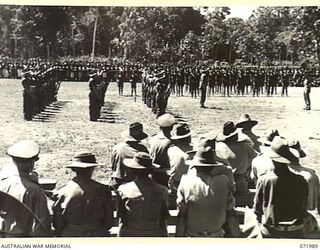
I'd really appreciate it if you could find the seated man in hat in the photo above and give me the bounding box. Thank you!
[52,152,114,237]
[250,129,280,186]
[216,121,257,193]
[117,152,169,237]
[288,140,320,216]
[236,114,261,153]
[253,136,308,238]
[149,113,175,187]
[176,138,237,237]
[167,123,193,194]
[109,122,149,190]
[0,140,51,237]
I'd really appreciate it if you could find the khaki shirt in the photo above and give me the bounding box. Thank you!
[167,144,190,192]
[52,178,114,237]
[289,163,320,213]
[117,177,169,237]
[177,171,235,237]
[216,140,257,175]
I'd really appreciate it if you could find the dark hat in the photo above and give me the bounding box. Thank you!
[7,140,40,160]
[121,122,148,141]
[186,137,224,167]
[236,114,258,129]
[157,113,176,128]
[265,136,299,164]
[66,152,99,168]
[257,129,280,146]
[289,140,307,158]
[171,123,191,140]
[216,121,238,142]
[123,152,158,169]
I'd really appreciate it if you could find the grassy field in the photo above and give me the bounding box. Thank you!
[0,79,320,188]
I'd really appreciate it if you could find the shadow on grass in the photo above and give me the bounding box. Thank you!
[32,100,71,122]
[203,106,226,110]
[98,101,121,123]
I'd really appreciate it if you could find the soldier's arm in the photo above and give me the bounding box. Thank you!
[253,179,264,223]
[102,188,114,231]
[175,177,188,237]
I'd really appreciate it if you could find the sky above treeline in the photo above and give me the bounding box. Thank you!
[228,6,257,19]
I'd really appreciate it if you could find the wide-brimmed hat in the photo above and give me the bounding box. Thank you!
[121,122,148,141]
[7,140,40,160]
[257,129,280,146]
[186,137,224,167]
[157,113,176,128]
[289,140,307,158]
[265,136,299,164]
[123,152,158,169]
[171,123,191,140]
[236,114,258,129]
[66,152,99,168]
[216,121,238,142]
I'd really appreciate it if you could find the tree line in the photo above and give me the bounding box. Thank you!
[0,6,320,65]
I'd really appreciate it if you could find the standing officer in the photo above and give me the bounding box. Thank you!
[88,71,102,121]
[199,68,209,108]
[21,71,35,120]
[117,70,125,96]
[303,76,312,110]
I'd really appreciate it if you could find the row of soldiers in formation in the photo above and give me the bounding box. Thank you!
[1,113,319,238]
[22,63,315,122]
[87,64,315,121]
[21,67,61,120]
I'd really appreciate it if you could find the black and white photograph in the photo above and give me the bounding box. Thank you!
[0,2,320,246]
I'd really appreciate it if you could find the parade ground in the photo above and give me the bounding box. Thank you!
[1,79,320,187]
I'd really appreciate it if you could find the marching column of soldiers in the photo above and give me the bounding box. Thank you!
[21,67,61,121]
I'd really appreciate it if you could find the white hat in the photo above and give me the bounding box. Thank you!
[7,140,40,159]
[157,113,176,128]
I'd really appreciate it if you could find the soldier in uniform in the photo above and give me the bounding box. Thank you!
[117,152,169,237]
[109,122,149,190]
[21,71,35,120]
[149,114,175,187]
[303,76,312,110]
[88,71,102,121]
[0,140,51,237]
[130,71,139,97]
[117,70,125,96]
[199,68,209,108]
[281,68,290,97]
[52,152,114,237]
[155,73,170,118]
[189,67,198,98]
